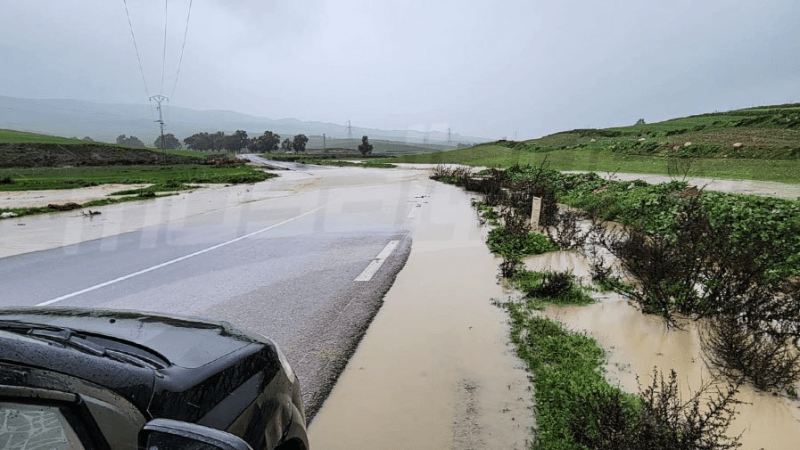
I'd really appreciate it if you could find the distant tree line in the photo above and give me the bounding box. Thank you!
[112,130,311,153]
[183,130,308,154]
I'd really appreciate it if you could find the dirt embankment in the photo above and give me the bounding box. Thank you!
[0,143,203,167]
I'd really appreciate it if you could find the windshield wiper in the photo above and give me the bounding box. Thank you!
[0,320,164,369]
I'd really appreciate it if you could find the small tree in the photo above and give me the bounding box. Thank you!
[358,135,373,156]
[281,138,293,152]
[224,130,249,153]
[184,132,212,150]
[154,133,181,149]
[249,131,280,154]
[116,134,145,148]
[292,134,308,154]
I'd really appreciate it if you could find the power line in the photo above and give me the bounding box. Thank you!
[160,0,169,94]
[121,0,149,96]
[170,0,193,98]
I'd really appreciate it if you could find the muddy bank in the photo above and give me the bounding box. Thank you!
[0,142,203,167]
[308,179,533,449]
[523,250,800,449]
[0,184,153,208]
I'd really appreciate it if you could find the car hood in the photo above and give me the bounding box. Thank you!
[0,307,261,369]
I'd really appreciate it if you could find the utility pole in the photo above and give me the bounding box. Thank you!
[150,94,168,163]
[323,133,326,151]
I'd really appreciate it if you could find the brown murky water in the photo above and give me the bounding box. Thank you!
[308,177,533,450]
[522,250,800,449]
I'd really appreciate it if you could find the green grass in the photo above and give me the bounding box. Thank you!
[0,166,277,219]
[551,171,800,279]
[387,103,800,183]
[161,148,227,159]
[510,270,594,308]
[389,146,800,183]
[474,201,500,225]
[505,301,633,449]
[486,227,559,259]
[0,129,97,145]
[0,165,276,191]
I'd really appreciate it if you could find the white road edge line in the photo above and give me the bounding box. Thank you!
[36,207,322,307]
[354,240,399,282]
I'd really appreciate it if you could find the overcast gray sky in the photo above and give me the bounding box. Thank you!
[2,0,799,139]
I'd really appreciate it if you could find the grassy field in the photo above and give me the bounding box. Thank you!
[0,129,94,145]
[0,165,276,191]
[389,104,800,183]
[162,148,227,159]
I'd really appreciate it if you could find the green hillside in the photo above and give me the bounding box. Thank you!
[0,129,92,145]
[390,104,800,183]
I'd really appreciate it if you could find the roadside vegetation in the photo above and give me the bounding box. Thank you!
[506,300,743,450]
[430,156,799,448]
[397,104,800,183]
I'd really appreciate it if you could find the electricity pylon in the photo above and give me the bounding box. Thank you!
[150,95,169,162]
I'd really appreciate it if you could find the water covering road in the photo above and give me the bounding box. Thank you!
[0,164,428,418]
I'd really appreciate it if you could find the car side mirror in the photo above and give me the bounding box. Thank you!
[139,418,253,450]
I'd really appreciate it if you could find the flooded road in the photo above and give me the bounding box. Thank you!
[522,250,800,449]
[308,177,533,449]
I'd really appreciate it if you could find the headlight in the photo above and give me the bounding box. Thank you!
[274,343,296,383]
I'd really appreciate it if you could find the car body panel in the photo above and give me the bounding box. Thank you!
[0,307,308,450]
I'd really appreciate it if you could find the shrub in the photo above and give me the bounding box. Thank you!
[511,270,593,306]
[545,207,590,250]
[701,312,800,390]
[486,226,558,259]
[571,368,743,450]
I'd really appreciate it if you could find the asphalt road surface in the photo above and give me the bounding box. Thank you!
[0,164,430,418]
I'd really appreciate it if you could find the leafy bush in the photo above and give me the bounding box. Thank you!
[511,270,593,306]
[486,227,558,258]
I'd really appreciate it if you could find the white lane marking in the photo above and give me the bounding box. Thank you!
[407,203,421,219]
[354,240,399,282]
[37,208,322,307]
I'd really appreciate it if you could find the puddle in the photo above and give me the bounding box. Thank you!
[308,179,533,449]
[523,250,800,449]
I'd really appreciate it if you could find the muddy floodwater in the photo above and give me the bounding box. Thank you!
[308,177,533,449]
[524,250,800,449]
